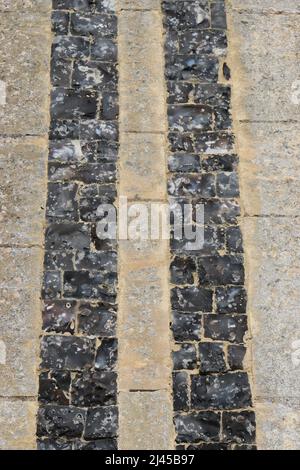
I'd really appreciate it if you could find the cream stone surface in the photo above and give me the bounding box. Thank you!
[0,11,51,135]
[0,137,47,245]
[118,240,171,390]
[119,391,174,450]
[228,12,300,122]
[0,288,41,396]
[228,1,300,449]
[0,0,51,11]
[231,0,300,13]
[0,400,37,450]
[118,11,166,133]
[119,133,166,200]
[0,3,50,450]
[117,0,160,10]
[256,402,300,450]
[118,5,173,449]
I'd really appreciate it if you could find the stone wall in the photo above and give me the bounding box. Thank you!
[163,0,255,449]
[37,0,119,450]
[0,0,299,450]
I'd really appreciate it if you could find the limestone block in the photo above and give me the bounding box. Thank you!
[119,391,174,450]
[118,10,166,133]
[119,133,166,200]
[117,0,160,10]
[242,217,300,401]
[256,402,300,450]
[0,247,43,289]
[0,0,51,11]
[230,0,300,13]
[237,122,300,216]
[228,12,300,122]
[0,11,51,134]
[0,400,37,450]
[0,137,47,245]
[118,240,171,390]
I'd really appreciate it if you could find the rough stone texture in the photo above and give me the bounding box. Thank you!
[164,0,255,449]
[37,0,119,449]
[117,2,173,449]
[0,400,37,450]
[0,138,47,245]
[227,0,300,450]
[0,11,50,134]
[119,391,174,450]
[0,2,51,451]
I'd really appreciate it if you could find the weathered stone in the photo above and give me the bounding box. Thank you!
[46,182,79,221]
[95,338,118,370]
[37,405,86,438]
[172,312,201,342]
[118,133,166,200]
[37,438,73,450]
[198,255,245,286]
[42,300,76,334]
[91,38,117,61]
[199,342,226,373]
[167,82,193,104]
[52,10,69,35]
[174,411,220,443]
[77,303,117,337]
[39,371,71,405]
[223,411,256,444]
[216,172,239,197]
[0,12,50,134]
[0,401,37,450]
[40,336,96,370]
[215,286,247,314]
[71,370,117,406]
[171,286,213,312]
[211,1,227,29]
[204,314,248,343]
[52,36,90,60]
[194,132,234,155]
[45,223,90,251]
[168,105,213,132]
[42,271,62,299]
[173,372,189,412]
[51,57,72,87]
[72,61,118,90]
[168,174,216,198]
[168,153,201,173]
[0,138,47,245]
[84,406,118,439]
[173,344,197,371]
[0,288,41,396]
[118,391,174,450]
[179,30,227,55]
[162,1,210,31]
[166,55,219,82]
[51,89,98,120]
[191,372,252,410]
[228,345,246,371]
[170,256,196,285]
[63,271,116,300]
[70,12,117,37]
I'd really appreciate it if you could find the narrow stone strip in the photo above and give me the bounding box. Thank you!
[117,0,174,450]
[37,0,119,450]
[0,2,51,450]
[162,0,256,449]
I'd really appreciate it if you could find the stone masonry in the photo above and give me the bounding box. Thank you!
[163,0,256,449]
[37,0,119,450]
[0,0,299,451]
